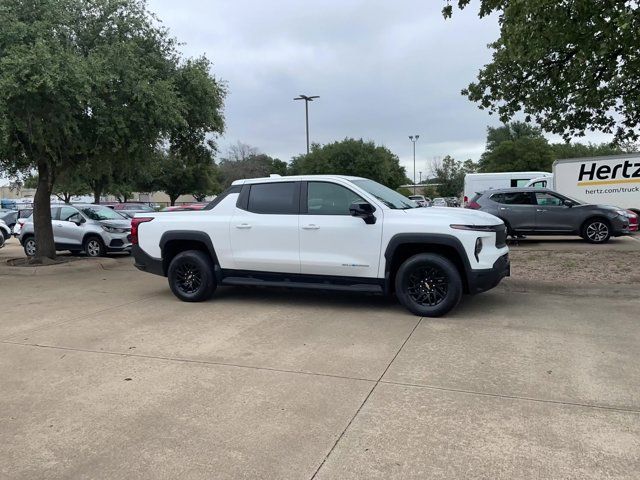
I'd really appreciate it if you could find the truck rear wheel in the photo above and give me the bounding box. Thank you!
[168,250,217,302]
[395,253,463,317]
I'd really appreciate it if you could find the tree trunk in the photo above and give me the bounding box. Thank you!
[93,187,102,204]
[33,161,56,260]
[170,194,178,206]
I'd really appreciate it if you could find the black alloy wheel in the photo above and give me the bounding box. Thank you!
[168,250,217,302]
[395,253,463,317]
[174,262,203,295]
[406,265,449,307]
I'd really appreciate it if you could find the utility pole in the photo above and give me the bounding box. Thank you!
[419,171,422,184]
[409,135,419,194]
[294,94,319,154]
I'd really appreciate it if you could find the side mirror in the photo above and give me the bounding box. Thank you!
[349,202,376,224]
[562,199,573,208]
[69,214,85,225]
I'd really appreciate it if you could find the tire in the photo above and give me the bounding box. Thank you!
[23,237,37,257]
[581,218,611,244]
[84,236,106,257]
[167,250,217,302]
[395,253,463,317]
[0,234,4,249]
[499,218,515,237]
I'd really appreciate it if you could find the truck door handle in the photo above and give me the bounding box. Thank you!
[235,223,252,229]
[302,224,320,230]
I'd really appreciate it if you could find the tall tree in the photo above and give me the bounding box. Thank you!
[219,142,288,187]
[431,156,477,197]
[151,150,219,205]
[289,138,409,189]
[444,1,640,143]
[479,123,555,172]
[0,0,225,260]
[24,171,91,203]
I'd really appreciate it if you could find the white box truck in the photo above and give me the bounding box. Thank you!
[463,171,550,206]
[526,153,640,215]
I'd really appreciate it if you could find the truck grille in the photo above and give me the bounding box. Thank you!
[495,225,507,248]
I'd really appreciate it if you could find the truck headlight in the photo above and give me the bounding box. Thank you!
[474,237,483,262]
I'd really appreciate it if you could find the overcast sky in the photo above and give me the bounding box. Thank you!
[147,0,511,178]
[0,0,612,187]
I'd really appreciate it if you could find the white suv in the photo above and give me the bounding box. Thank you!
[132,176,510,316]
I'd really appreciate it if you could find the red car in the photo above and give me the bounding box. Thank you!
[161,203,208,212]
[626,210,638,232]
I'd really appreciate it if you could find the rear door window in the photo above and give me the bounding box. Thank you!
[492,192,534,205]
[247,182,299,214]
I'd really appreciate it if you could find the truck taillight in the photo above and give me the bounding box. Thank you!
[130,217,153,245]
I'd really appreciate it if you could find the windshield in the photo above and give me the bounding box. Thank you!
[350,179,417,209]
[80,206,127,221]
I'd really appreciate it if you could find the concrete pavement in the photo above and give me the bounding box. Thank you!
[1,237,639,479]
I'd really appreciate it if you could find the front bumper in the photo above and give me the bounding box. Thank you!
[467,253,510,294]
[132,245,164,276]
[611,216,631,236]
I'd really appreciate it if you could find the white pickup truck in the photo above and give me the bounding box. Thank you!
[132,175,510,317]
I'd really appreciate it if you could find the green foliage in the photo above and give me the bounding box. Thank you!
[421,184,440,199]
[431,156,477,197]
[219,142,288,187]
[396,187,413,197]
[289,138,409,189]
[149,150,220,205]
[444,1,640,143]
[479,122,554,172]
[478,122,633,172]
[0,0,225,257]
[23,171,91,203]
[550,142,629,160]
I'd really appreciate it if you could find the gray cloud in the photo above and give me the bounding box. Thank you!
[148,0,505,177]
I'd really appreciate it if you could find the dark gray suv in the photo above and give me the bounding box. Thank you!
[468,188,630,243]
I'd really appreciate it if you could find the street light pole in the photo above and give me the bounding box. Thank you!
[409,135,419,194]
[419,171,422,184]
[294,94,319,154]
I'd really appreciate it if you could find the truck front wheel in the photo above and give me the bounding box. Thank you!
[168,250,217,302]
[395,253,463,317]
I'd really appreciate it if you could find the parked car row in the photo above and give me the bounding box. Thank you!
[7,201,214,257]
[407,196,461,208]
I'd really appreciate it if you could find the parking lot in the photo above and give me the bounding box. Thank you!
[1,236,639,479]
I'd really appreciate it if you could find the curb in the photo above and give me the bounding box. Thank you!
[0,257,120,276]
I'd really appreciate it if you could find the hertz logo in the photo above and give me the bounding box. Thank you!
[577,160,640,186]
